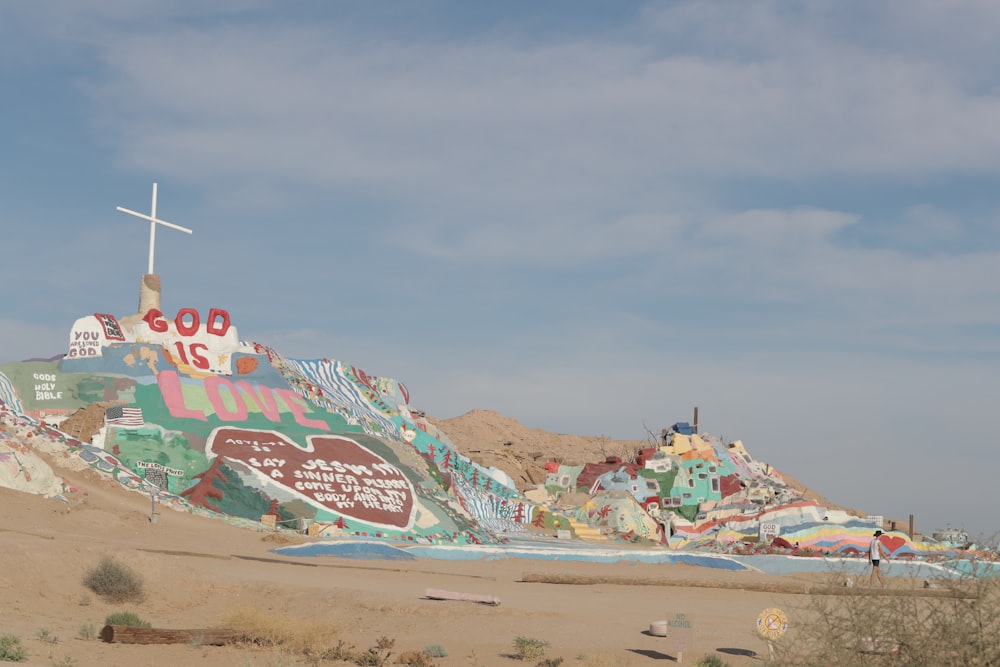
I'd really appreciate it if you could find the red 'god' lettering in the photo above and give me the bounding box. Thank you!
[143,308,232,337]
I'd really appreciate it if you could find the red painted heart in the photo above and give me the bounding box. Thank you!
[882,535,906,553]
[206,427,416,530]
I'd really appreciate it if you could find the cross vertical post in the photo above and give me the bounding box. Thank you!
[148,182,158,275]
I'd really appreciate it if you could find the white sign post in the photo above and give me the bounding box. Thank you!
[756,607,788,659]
[667,612,694,663]
[116,183,193,274]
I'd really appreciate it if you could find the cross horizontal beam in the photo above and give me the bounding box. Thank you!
[115,206,193,235]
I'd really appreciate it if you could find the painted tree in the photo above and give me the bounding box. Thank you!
[512,502,526,523]
[181,457,227,512]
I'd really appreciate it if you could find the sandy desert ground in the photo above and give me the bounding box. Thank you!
[5,406,925,667]
[0,454,858,667]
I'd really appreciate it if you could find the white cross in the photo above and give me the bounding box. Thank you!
[116,183,193,275]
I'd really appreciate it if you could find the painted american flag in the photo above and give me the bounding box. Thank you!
[105,405,144,427]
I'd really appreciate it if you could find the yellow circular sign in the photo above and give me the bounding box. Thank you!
[756,607,788,640]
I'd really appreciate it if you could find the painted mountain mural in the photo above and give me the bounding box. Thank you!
[1,301,988,565]
[0,306,522,544]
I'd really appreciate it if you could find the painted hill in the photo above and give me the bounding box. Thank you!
[0,303,977,563]
[1,306,514,545]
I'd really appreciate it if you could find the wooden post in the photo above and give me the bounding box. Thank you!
[101,625,240,645]
[909,514,914,539]
[693,407,699,434]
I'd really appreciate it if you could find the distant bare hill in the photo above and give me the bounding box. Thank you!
[431,409,649,490]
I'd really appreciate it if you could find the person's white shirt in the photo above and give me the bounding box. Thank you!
[870,536,886,560]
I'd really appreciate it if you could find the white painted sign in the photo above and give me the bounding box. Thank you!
[760,522,779,541]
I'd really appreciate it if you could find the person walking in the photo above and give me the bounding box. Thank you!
[869,529,890,587]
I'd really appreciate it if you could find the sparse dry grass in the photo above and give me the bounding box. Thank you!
[397,650,437,666]
[223,607,342,661]
[771,571,1000,666]
[581,655,633,667]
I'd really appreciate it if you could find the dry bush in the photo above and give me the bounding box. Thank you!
[0,634,27,662]
[597,437,638,464]
[354,636,394,666]
[581,655,622,667]
[397,650,436,666]
[223,606,342,662]
[82,556,145,603]
[771,570,1000,666]
[512,636,549,661]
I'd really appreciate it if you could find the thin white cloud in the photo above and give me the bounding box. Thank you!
[897,204,966,245]
[73,3,1000,204]
[698,208,858,246]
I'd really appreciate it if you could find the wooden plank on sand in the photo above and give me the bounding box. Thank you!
[424,587,501,606]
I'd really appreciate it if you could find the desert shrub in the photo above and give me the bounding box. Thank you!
[770,569,1000,666]
[397,650,436,666]
[83,556,145,603]
[696,655,728,667]
[326,640,356,661]
[104,611,151,628]
[354,636,395,666]
[0,635,27,662]
[423,644,447,657]
[77,623,97,641]
[35,629,58,644]
[513,636,549,661]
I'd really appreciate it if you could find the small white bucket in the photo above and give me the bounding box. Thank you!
[649,620,668,637]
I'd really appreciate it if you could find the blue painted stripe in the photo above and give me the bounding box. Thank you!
[0,372,25,414]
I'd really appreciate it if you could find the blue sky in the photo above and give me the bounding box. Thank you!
[1,1,998,539]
